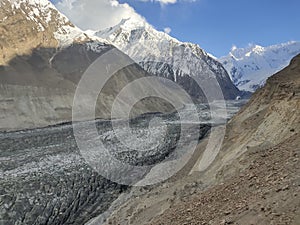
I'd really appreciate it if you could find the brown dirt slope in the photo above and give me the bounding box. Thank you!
[197,54,300,182]
[149,55,300,224]
[151,134,300,225]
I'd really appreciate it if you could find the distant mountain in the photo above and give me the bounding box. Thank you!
[92,18,241,101]
[219,41,300,92]
[0,0,176,130]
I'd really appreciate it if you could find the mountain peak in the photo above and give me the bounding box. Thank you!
[111,17,147,31]
[93,16,240,100]
[251,44,264,53]
[0,0,109,65]
[229,44,264,60]
[219,41,300,92]
[93,15,149,37]
[4,0,51,8]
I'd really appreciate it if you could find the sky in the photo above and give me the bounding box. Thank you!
[51,0,300,57]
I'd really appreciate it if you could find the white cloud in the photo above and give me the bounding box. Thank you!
[164,27,171,34]
[155,0,177,5]
[55,0,145,30]
[231,45,237,51]
[140,0,197,5]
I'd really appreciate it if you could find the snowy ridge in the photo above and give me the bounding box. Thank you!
[4,0,239,100]
[5,0,54,10]
[92,17,240,100]
[94,17,221,79]
[219,41,300,92]
[3,0,108,49]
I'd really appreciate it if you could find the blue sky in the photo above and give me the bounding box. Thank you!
[52,0,300,57]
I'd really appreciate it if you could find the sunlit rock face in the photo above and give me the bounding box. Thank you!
[94,17,241,101]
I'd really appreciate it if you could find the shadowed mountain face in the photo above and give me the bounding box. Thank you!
[0,0,181,131]
[0,44,181,131]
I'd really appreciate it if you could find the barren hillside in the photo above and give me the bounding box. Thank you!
[103,55,300,225]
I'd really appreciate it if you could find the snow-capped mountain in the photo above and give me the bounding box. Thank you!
[92,18,240,101]
[219,41,300,92]
[0,0,110,65]
[0,0,175,130]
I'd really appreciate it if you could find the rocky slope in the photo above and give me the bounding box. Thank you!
[101,55,300,225]
[93,18,241,101]
[0,0,180,131]
[212,53,300,172]
[151,134,300,225]
[219,41,300,92]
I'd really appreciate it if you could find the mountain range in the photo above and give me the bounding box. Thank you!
[0,0,184,130]
[90,15,300,96]
[219,41,300,92]
[1,1,300,224]
[91,17,241,101]
[1,0,299,130]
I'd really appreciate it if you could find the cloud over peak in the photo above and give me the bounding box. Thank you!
[140,0,197,5]
[141,0,177,5]
[164,27,172,34]
[54,0,198,33]
[55,0,145,31]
